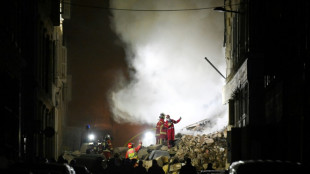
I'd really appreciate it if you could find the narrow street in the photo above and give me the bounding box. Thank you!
[1,0,309,173]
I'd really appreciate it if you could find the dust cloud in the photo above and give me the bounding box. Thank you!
[108,0,227,134]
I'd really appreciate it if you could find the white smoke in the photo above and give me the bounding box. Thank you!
[109,0,227,133]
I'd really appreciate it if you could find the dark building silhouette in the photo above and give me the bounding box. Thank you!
[1,0,69,162]
[223,0,310,165]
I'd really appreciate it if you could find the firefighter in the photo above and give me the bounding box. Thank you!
[103,134,113,159]
[156,113,167,145]
[105,134,113,152]
[165,114,181,148]
[125,140,142,160]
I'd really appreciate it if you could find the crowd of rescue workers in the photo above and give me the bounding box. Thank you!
[126,113,181,159]
[78,113,198,173]
[70,113,199,173]
[77,113,199,173]
[97,113,182,160]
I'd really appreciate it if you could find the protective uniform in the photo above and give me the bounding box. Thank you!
[125,141,142,160]
[165,115,181,148]
[105,134,113,152]
[103,134,113,159]
[156,113,167,144]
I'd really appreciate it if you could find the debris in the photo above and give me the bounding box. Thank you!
[64,128,228,173]
[139,128,228,172]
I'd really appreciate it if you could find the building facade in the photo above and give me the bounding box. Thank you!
[223,0,310,165]
[1,0,69,162]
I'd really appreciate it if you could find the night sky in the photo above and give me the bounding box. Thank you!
[63,0,227,147]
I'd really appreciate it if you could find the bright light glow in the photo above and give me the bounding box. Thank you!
[88,134,95,141]
[142,131,155,146]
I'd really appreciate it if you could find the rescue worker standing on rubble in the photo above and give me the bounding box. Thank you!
[156,113,167,145]
[165,114,181,148]
[126,140,142,160]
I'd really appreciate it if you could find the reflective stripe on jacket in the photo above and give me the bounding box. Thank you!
[127,148,137,159]
[160,124,167,134]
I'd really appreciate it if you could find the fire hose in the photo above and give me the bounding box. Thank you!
[123,128,156,147]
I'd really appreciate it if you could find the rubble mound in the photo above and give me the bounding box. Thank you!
[64,128,228,173]
[139,128,228,172]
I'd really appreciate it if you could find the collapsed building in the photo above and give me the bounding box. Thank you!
[63,127,227,173]
[112,128,228,173]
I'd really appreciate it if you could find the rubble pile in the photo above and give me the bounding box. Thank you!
[172,130,227,170]
[138,128,228,172]
[64,128,228,173]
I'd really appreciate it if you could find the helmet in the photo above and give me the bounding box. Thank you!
[159,114,165,119]
[159,113,165,118]
[128,142,133,148]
